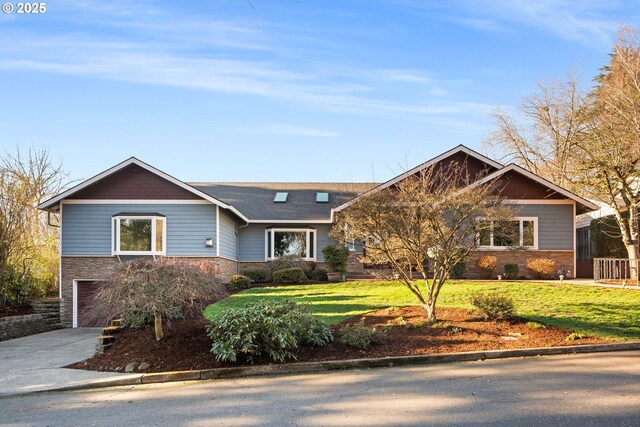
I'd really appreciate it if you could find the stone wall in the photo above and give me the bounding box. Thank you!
[61,256,239,327]
[0,298,62,341]
[347,252,364,274]
[465,250,574,279]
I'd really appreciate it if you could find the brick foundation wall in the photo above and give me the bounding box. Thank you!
[61,256,239,327]
[0,298,62,341]
[465,250,574,279]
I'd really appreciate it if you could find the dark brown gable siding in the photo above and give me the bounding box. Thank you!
[431,151,499,183]
[71,164,202,200]
[391,151,499,191]
[492,170,565,199]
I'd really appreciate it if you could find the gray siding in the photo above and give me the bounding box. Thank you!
[516,203,574,250]
[218,208,239,260]
[238,223,337,262]
[238,224,267,261]
[61,203,217,256]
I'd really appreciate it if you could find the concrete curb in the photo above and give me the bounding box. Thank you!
[37,341,640,394]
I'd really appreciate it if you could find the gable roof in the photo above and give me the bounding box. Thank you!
[192,182,377,222]
[334,144,502,212]
[37,157,250,222]
[460,163,599,214]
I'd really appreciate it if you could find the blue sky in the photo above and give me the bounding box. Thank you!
[1,1,638,184]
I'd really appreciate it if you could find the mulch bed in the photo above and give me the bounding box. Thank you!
[0,304,33,318]
[68,306,612,373]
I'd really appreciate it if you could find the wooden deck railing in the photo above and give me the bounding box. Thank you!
[594,258,639,285]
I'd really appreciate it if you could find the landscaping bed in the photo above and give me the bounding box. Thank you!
[68,306,611,373]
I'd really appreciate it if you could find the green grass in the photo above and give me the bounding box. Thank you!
[204,281,640,340]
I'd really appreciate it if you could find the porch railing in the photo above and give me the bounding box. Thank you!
[593,258,639,285]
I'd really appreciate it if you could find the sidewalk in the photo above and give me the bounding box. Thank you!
[0,328,139,397]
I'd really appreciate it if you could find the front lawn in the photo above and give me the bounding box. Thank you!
[204,281,640,340]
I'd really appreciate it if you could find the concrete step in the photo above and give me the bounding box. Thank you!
[101,325,121,335]
[98,335,115,345]
[110,318,124,327]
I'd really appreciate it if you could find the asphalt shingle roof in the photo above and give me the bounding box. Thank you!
[190,182,378,222]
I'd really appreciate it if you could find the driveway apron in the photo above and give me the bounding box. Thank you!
[0,328,138,396]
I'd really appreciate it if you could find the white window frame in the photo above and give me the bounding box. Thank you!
[112,215,167,256]
[478,217,538,250]
[265,228,316,261]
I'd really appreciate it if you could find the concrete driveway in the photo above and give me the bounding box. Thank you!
[0,328,139,396]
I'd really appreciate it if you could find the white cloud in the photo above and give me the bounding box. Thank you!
[0,1,494,122]
[386,0,624,47]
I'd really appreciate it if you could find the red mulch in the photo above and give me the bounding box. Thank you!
[0,304,33,318]
[68,306,612,373]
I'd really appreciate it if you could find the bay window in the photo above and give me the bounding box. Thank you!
[265,228,316,260]
[112,214,166,255]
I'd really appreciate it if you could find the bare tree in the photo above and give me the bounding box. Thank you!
[485,25,640,274]
[0,147,65,309]
[333,162,513,323]
[578,26,640,270]
[485,76,586,191]
[88,258,228,340]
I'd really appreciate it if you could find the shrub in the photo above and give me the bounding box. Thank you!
[87,258,227,340]
[310,268,328,281]
[338,320,387,349]
[503,263,519,279]
[526,321,546,329]
[269,256,311,277]
[207,300,333,363]
[240,267,271,283]
[469,292,515,320]
[565,332,588,341]
[273,267,306,284]
[322,245,350,273]
[475,255,498,279]
[449,262,466,279]
[388,316,407,325]
[526,258,556,279]
[228,275,252,291]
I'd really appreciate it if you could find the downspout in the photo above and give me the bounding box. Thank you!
[235,221,250,274]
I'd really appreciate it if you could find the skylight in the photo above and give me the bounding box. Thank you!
[316,192,329,203]
[274,192,288,203]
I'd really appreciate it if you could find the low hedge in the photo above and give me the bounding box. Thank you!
[273,267,306,284]
[240,267,272,283]
[228,275,252,291]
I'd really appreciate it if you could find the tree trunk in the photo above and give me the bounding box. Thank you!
[422,302,437,324]
[154,311,164,341]
[625,244,638,281]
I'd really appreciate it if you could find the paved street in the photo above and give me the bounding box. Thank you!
[2,350,640,426]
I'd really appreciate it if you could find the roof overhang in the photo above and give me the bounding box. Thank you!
[37,157,250,223]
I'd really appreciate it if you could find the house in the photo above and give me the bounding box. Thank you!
[37,145,597,327]
[576,200,640,278]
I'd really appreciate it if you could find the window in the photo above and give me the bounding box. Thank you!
[273,192,288,203]
[265,228,316,260]
[112,215,166,255]
[316,192,329,203]
[478,217,537,249]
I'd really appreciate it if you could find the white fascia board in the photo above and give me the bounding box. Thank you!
[36,157,251,223]
[467,164,599,211]
[334,145,502,213]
